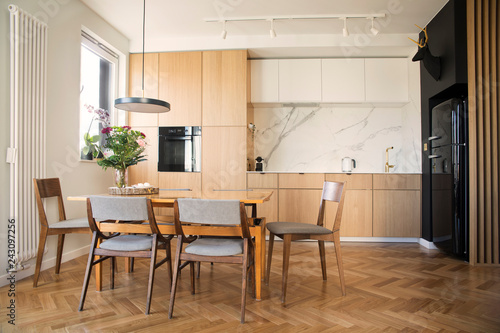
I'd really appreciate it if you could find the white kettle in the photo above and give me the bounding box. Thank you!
[342,157,356,172]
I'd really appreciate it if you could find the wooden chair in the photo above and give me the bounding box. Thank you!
[266,181,347,303]
[169,199,255,323]
[33,178,90,287]
[78,196,173,315]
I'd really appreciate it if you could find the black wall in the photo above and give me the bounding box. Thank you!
[420,0,468,241]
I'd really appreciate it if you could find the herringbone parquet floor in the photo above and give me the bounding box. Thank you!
[1,241,500,332]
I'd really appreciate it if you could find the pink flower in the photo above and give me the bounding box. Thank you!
[101,127,112,134]
[140,132,146,138]
[137,139,146,147]
[122,126,132,130]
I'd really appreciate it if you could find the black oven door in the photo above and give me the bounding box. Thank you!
[158,136,194,172]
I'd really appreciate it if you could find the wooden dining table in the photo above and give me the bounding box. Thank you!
[68,190,273,301]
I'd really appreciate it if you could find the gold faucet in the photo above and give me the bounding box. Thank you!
[385,147,394,173]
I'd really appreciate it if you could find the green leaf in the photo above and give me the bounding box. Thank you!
[82,146,89,155]
[91,135,100,142]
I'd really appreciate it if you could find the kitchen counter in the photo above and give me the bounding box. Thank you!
[246,171,422,175]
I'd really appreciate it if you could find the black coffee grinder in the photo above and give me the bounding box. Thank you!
[255,156,264,171]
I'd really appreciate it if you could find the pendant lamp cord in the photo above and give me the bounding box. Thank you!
[141,0,146,97]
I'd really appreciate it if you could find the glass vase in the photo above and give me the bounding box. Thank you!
[114,168,128,188]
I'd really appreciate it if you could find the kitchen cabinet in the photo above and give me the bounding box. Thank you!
[325,174,373,236]
[322,59,365,103]
[128,53,159,127]
[250,60,279,103]
[202,127,247,191]
[158,52,202,126]
[278,59,321,102]
[127,126,158,187]
[247,173,278,223]
[157,172,201,216]
[373,174,421,237]
[202,50,247,126]
[365,58,408,103]
[278,173,324,223]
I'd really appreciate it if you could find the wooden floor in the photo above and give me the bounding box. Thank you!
[2,241,500,332]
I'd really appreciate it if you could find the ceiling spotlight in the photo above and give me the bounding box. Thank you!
[342,17,349,37]
[221,20,227,39]
[370,17,379,35]
[269,19,276,38]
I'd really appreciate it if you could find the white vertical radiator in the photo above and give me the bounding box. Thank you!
[8,5,47,271]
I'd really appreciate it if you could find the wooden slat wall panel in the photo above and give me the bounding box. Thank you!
[467,0,500,264]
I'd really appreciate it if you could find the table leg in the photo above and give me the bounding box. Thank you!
[254,225,263,301]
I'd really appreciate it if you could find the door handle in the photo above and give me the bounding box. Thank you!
[428,154,442,159]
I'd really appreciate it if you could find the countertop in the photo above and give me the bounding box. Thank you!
[246,171,422,175]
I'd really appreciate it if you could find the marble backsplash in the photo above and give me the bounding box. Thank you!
[253,104,422,173]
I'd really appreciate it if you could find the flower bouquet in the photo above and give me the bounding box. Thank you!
[84,125,147,188]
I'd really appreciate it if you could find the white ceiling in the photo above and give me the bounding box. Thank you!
[81,0,448,58]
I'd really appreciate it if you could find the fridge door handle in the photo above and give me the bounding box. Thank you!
[429,154,442,159]
[428,136,442,141]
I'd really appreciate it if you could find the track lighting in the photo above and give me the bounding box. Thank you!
[220,20,227,39]
[269,19,276,38]
[342,17,349,37]
[370,17,379,35]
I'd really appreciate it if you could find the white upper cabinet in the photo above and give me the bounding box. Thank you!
[365,58,408,103]
[278,59,321,102]
[250,59,279,103]
[322,59,365,103]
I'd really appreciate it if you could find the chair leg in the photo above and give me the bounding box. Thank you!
[333,233,346,296]
[265,232,275,285]
[196,261,201,278]
[240,239,249,323]
[281,234,292,303]
[189,261,195,295]
[145,238,158,315]
[166,244,173,290]
[110,257,115,290]
[169,238,183,319]
[318,240,327,280]
[79,233,99,311]
[33,227,48,287]
[55,234,65,274]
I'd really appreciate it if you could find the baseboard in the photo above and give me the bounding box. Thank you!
[418,238,439,249]
[339,237,420,243]
[0,245,90,287]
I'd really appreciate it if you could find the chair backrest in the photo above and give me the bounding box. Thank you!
[316,181,346,232]
[33,178,66,226]
[174,199,250,238]
[87,196,169,242]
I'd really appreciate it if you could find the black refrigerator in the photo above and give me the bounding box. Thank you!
[429,98,468,260]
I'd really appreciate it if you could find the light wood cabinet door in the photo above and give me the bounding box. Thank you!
[322,59,365,103]
[279,173,325,189]
[247,173,278,189]
[128,53,159,127]
[325,190,373,236]
[325,173,372,189]
[373,190,421,237]
[157,172,201,216]
[278,189,323,223]
[158,52,202,126]
[127,126,158,187]
[202,50,247,126]
[278,59,321,102]
[250,59,279,103]
[202,126,247,191]
[373,174,421,190]
[365,58,408,103]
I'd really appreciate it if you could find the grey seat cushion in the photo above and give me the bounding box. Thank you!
[99,235,153,251]
[49,217,89,229]
[266,222,332,235]
[185,238,244,256]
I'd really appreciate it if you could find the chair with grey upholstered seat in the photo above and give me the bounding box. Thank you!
[78,196,172,315]
[33,178,90,287]
[266,181,347,303]
[168,199,255,323]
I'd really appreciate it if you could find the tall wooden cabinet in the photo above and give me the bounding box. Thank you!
[202,50,247,126]
[158,51,202,126]
[127,126,158,187]
[278,174,324,223]
[128,53,159,127]
[247,173,278,222]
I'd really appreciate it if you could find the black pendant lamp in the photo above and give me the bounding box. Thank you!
[114,0,170,113]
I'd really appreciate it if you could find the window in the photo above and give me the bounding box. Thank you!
[79,30,120,160]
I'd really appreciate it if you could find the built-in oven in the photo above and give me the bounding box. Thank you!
[158,126,201,172]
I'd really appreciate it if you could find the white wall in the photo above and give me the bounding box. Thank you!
[0,0,129,285]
